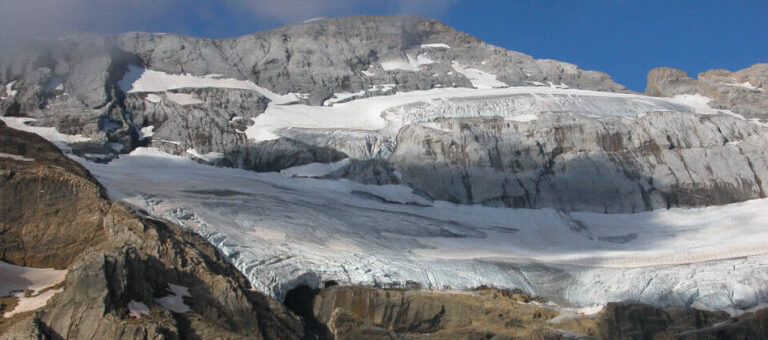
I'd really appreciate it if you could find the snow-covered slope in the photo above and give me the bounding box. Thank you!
[80,147,768,312]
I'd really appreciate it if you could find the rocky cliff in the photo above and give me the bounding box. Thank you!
[389,110,768,213]
[646,64,768,121]
[295,285,768,339]
[0,120,303,339]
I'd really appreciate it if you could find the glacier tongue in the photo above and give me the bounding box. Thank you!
[79,147,768,311]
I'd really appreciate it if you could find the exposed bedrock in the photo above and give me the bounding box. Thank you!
[124,88,347,171]
[647,64,768,121]
[292,285,767,339]
[0,121,303,339]
[389,111,768,213]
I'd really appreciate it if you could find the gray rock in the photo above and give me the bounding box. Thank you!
[646,64,768,121]
[389,112,768,213]
[324,159,400,185]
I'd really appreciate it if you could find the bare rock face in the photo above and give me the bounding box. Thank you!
[646,64,768,122]
[389,111,768,213]
[114,16,625,97]
[646,67,698,97]
[0,120,109,268]
[0,122,303,339]
[302,286,768,339]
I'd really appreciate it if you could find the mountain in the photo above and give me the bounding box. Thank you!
[2,15,768,335]
[0,120,303,338]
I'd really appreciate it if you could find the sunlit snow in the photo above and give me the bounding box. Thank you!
[79,148,768,311]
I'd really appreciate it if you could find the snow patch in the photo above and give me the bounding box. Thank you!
[1,261,67,318]
[420,43,451,49]
[109,143,124,152]
[281,159,350,177]
[508,113,538,122]
[2,80,18,99]
[118,65,298,104]
[302,17,325,23]
[186,149,223,162]
[128,300,150,318]
[0,153,34,162]
[158,139,181,145]
[451,61,507,89]
[324,91,366,106]
[719,81,761,91]
[668,94,745,119]
[166,92,204,106]
[381,53,434,72]
[145,93,162,103]
[0,117,90,150]
[140,126,155,139]
[155,284,191,313]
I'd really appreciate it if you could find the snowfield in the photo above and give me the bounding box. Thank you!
[80,147,768,312]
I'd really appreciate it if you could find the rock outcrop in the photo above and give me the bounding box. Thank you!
[0,120,303,339]
[646,64,768,121]
[389,111,768,213]
[295,285,768,339]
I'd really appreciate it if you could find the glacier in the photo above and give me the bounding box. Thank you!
[79,146,768,313]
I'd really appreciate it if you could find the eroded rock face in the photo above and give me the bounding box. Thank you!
[113,16,625,97]
[0,122,303,339]
[646,64,768,121]
[0,121,109,269]
[389,111,768,213]
[303,286,768,339]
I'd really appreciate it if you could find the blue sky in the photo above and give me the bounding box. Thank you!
[1,0,765,91]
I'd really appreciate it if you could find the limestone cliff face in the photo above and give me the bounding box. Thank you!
[0,121,303,339]
[300,286,768,339]
[646,64,768,121]
[389,111,768,213]
[0,121,109,268]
